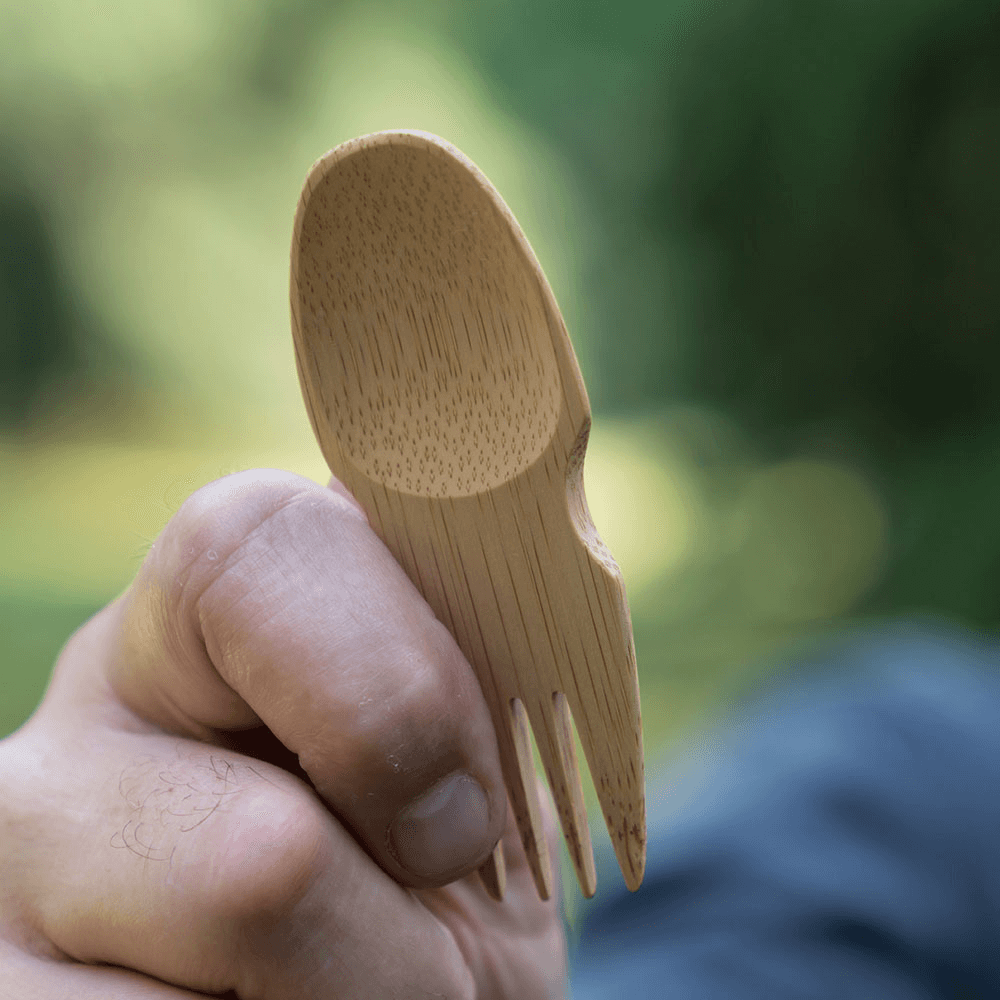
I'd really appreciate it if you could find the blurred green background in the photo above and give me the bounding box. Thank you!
[2,0,999,878]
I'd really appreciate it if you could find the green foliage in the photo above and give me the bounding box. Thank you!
[0,157,145,429]
[462,0,1000,437]
[4,0,1000,742]
[0,167,85,426]
[645,0,1000,447]
[0,591,99,737]
[459,0,1000,630]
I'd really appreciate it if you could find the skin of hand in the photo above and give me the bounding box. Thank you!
[0,470,568,998]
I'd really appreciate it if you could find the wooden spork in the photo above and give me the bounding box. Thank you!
[289,130,644,900]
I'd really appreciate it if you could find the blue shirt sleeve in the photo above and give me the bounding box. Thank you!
[569,625,1000,999]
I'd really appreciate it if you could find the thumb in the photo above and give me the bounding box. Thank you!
[94,469,506,886]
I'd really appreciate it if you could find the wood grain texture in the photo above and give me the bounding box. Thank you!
[290,130,645,898]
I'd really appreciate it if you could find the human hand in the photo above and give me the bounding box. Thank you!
[0,470,567,998]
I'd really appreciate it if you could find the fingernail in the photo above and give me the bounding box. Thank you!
[390,773,492,879]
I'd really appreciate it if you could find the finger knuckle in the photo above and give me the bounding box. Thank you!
[155,471,368,648]
[206,784,330,926]
[399,624,476,721]
[167,471,320,590]
[351,646,459,758]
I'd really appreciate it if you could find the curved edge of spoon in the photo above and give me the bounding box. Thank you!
[290,129,593,446]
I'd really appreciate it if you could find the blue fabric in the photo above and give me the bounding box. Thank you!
[569,624,1000,999]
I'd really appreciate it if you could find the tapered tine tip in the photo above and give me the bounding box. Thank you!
[535,692,597,899]
[478,841,506,901]
[508,697,555,901]
[568,682,646,893]
[621,830,646,893]
[606,796,646,892]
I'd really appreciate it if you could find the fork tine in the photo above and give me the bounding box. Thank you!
[529,692,597,898]
[564,606,646,893]
[478,841,506,901]
[573,703,646,892]
[506,696,555,900]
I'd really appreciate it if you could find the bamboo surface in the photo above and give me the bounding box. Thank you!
[290,130,645,899]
